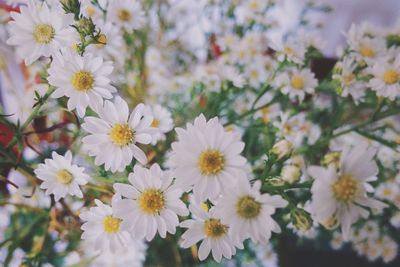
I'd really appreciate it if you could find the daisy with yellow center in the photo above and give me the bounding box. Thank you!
[368,57,400,100]
[80,199,131,253]
[215,180,287,244]
[333,58,366,100]
[170,114,247,201]
[180,204,240,262]
[34,151,88,201]
[82,97,154,173]
[113,164,188,241]
[108,0,145,31]
[308,143,387,240]
[143,104,174,145]
[48,51,117,117]
[275,68,317,102]
[6,1,75,65]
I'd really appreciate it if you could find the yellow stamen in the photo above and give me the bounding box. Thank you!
[150,118,160,128]
[109,124,134,146]
[138,189,165,215]
[359,46,375,58]
[291,75,305,90]
[96,34,107,48]
[71,71,94,91]
[55,169,73,184]
[332,174,359,202]
[236,195,261,219]
[203,219,228,238]
[383,69,399,85]
[33,24,55,44]
[197,149,225,176]
[103,215,121,234]
[117,9,131,22]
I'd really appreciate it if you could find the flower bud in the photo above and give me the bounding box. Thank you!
[291,209,313,232]
[322,151,340,168]
[271,139,293,160]
[281,164,301,184]
[265,177,286,187]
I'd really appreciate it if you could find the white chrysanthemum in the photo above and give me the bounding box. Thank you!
[6,0,74,65]
[113,164,189,241]
[48,50,117,117]
[274,68,317,102]
[308,142,387,240]
[170,114,247,201]
[349,37,385,63]
[82,96,153,172]
[274,39,305,64]
[215,179,287,243]
[107,0,145,31]
[86,22,125,66]
[34,151,88,201]
[180,204,241,262]
[368,57,400,100]
[333,57,366,101]
[80,199,131,253]
[244,58,269,88]
[144,104,173,145]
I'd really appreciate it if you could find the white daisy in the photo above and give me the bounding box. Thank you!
[274,68,317,102]
[308,142,387,240]
[82,96,154,172]
[48,50,117,117]
[86,21,125,66]
[107,0,145,31]
[333,57,366,101]
[34,151,89,201]
[79,199,131,253]
[144,104,174,145]
[6,0,74,65]
[349,37,385,63]
[180,204,241,262]
[368,56,400,100]
[112,164,189,241]
[215,179,287,244]
[170,114,247,201]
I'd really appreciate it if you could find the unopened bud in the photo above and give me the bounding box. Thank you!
[322,152,340,168]
[61,0,80,15]
[271,139,293,160]
[291,209,313,232]
[76,17,96,35]
[265,177,286,187]
[281,164,301,184]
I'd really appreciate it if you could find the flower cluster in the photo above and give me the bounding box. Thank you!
[1,0,400,266]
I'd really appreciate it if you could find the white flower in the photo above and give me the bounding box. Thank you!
[244,58,269,88]
[308,142,387,240]
[107,0,145,31]
[349,37,385,63]
[170,114,247,201]
[274,38,305,65]
[215,179,287,244]
[275,68,317,102]
[281,164,301,184]
[368,56,400,100]
[34,151,88,201]
[79,199,131,253]
[86,22,125,66]
[82,96,154,172]
[333,57,366,101]
[113,164,188,241]
[48,50,117,117]
[330,231,344,250]
[6,0,75,65]
[382,236,398,263]
[376,181,398,202]
[144,104,174,145]
[180,204,241,262]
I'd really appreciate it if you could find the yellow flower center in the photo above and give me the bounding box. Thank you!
[117,9,132,22]
[150,118,160,128]
[33,23,55,44]
[138,189,165,215]
[343,74,354,85]
[359,46,375,58]
[283,46,294,55]
[85,6,96,17]
[332,174,359,203]
[55,169,73,184]
[383,188,392,197]
[197,149,225,176]
[203,219,228,238]
[383,69,399,85]
[109,123,134,146]
[236,195,262,219]
[290,75,305,89]
[96,34,108,48]
[71,71,94,91]
[102,215,121,234]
